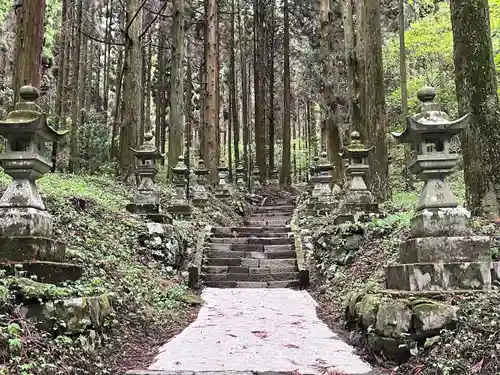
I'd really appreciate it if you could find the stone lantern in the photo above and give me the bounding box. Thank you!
[235,162,246,189]
[215,160,231,199]
[335,131,378,224]
[193,159,209,206]
[252,164,261,191]
[307,155,320,194]
[167,155,192,219]
[0,85,81,283]
[310,151,334,213]
[385,86,491,291]
[126,132,169,223]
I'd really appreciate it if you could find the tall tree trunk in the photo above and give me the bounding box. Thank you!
[230,0,240,166]
[280,0,291,187]
[204,0,219,182]
[268,0,275,177]
[363,0,388,200]
[12,0,45,102]
[343,0,361,131]
[254,0,266,181]
[238,0,249,172]
[169,0,186,179]
[69,0,83,173]
[450,0,500,218]
[119,0,143,177]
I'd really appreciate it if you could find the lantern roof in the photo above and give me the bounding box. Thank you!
[392,86,470,144]
[0,85,68,142]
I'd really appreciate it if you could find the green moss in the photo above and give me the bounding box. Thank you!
[7,277,72,301]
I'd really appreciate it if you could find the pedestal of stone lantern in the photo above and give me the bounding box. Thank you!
[307,152,334,214]
[307,156,320,194]
[270,168,279,185]
[167,156,192,220]
[252,165,261,192]
[215,161,231,199]
[0,86,82,284]
[193,159,209,206]
[126,133,171,223]
[385,86,491,292]
[335,131,378,224]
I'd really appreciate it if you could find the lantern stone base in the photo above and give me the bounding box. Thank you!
[344,190,375,205]
[215,188,230,199]
[334,202,379,224]
[492,261,500,282]
[0,261,82,284]
[126,203,172,223]
[385,261,491,291]
[0,207,53,237]
[166,205,192,220]
[398,236,490,263]
[0,236,67,262]
[410,208,471,237]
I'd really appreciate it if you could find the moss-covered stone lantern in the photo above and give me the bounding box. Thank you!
[335,131,378,224]
[252,164,261,192]
[310,151,334,213]
[0,85,81,283]
[193,159,209,206]
[126,132,169,223]
[167,155,191,219]
[215,160,231,199]
[235,162,246,189]
[385,86,491,291]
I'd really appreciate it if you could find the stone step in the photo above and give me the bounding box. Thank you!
[211,226,291,235]
[205,249,296,259]
[208,237,294,245]
[205,272,300,282]
[211,231,291,239]
[203,265,298,274]
[205,258,297,268]
[251,212,293,217]
[204,280,299,288]
[208,243,294,252]
[244,219,290,227]
[254,205,295,212]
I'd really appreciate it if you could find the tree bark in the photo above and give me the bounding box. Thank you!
[363,0,389,200]
[12,0,45,102]
[280,0,292,187]
[450,0,500,218]
[119,0,143,177]
[169,0,186,179]
[204,0,219,182]
[69,0,83,173]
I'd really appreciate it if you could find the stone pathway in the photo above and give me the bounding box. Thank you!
[129,288,372,375]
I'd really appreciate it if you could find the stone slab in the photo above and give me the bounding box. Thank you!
[410,208,471,238]
[143,288,372,374]
[0,261,82,284]
[398,236,490,263]
[386,261,491,291]
[0,236,66,262]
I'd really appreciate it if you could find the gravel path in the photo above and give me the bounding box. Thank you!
[146,288,372,375]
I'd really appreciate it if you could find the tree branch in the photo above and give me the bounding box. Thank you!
[140,0,169,39]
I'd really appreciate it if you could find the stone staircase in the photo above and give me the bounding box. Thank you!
[202,197,301,288]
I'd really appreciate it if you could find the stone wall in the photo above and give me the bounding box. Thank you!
[345,291,457,360]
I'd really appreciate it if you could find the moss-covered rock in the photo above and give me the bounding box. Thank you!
[413,300,457,338]
[359,294,382,327]
[7,277,71,301]
[375,299,412,338]
[27,293,115,334]
[367,332,415,360]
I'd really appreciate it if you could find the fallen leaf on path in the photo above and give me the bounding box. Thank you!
[227,333,237,337]
[251,330,268,338]
[283,343,300,349]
